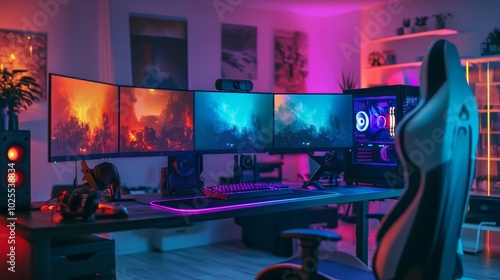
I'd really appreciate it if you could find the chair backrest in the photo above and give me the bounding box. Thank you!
[372,39,479,279]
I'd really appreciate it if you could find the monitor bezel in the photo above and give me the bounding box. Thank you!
[193,90,275,154]
[271,92,354,154]
[117,85,195,158]
[48,73,120,163]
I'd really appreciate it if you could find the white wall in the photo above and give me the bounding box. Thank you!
[4,0,497,201]
[1,0,102,201]
[3,0,497,254]
[360,0,500,86]
[0,0,361,201]
[1,0,362,252]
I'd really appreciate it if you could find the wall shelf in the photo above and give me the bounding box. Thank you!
[478,109,500,113]
[365,61,422,71]
[475,82,500,86]
[479,130,500,135]
[365,58,468,71]
[371,29,458,43]
[477,157,500,161]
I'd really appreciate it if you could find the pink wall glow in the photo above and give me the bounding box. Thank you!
[1,0,360,201]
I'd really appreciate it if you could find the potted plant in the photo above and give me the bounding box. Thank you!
[337,71,356,92]
[482,27,500,55]
[433,12,452,29]
[413,16,428,33]
[396,18,410,35]
[0,68,42,130]
[403,18,411,35]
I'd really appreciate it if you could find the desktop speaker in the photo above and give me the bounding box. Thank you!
[215,79,253,92]
[0,131,31,211]
[233,154,259,184]
[162,154,203,196]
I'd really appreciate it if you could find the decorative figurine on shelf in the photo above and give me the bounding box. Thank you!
[384,50,397,65]
[397,18,411,35]
[368,51,386,67]
[433,12,452,29]
[413,16,428,33]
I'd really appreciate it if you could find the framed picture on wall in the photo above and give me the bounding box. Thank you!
[0,29,48,100]
[129,15,188,90]
[221,23,257,80]
[273,29,308,93]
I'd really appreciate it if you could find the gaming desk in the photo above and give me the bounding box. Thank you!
[0,185,402,280]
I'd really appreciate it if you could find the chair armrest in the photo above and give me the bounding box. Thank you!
[365,212,385,221]
[282,228,342,242]
[280,228,342,279]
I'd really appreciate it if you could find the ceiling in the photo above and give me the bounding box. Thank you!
[240,0,388,17]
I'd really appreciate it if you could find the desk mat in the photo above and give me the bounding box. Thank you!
[150,190,339,214]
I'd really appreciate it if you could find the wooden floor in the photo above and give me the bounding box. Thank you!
[116,223,500,280]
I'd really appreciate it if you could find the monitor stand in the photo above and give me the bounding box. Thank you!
[303,151,344,187]
[103,184,136,202]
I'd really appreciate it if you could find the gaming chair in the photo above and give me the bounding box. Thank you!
[256,39,478,280]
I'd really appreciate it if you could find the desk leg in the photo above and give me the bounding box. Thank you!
[355,200,368,265]
[31,239,51,280]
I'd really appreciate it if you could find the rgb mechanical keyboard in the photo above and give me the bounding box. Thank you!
[203,182,294,200]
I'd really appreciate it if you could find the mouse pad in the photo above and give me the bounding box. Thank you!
[150,189,339,214]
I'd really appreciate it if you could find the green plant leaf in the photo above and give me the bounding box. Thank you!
[337,71,357,91]
[0,68,42,115]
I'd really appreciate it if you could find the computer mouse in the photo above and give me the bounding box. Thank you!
[302,181,325,190]
[95,202,129,218]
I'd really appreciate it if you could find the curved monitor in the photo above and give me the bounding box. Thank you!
[273,93,353,153]
[119,86,194,157]
[194,90,274,154]
[49,74,119,162]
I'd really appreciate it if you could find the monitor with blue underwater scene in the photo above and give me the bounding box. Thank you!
[273,93,353,153]
[194,91,274,153]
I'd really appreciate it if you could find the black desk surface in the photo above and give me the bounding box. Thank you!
[4,185,403,241]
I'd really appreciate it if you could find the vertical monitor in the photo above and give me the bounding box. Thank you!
[194,91,274,153]
[119,87,194,157]
[273,93,353,152]
[49,74,119,162]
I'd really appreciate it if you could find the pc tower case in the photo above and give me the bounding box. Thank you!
[344,85,419,188]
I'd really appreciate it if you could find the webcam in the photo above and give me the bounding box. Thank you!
[215,79,253,92]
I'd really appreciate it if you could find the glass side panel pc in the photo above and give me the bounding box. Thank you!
[354,95,398,165]
[119,87,194,157]
[194,91,274,154]
[49,74,120,162]
[344,85,419,187]
[273,93,353,153]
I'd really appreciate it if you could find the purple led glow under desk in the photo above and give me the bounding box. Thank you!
[150,189,340,214]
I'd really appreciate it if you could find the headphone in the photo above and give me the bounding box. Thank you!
[93,162,121,198]
[58,187,100,220]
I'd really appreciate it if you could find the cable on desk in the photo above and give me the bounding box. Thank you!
[131,199,150,205]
